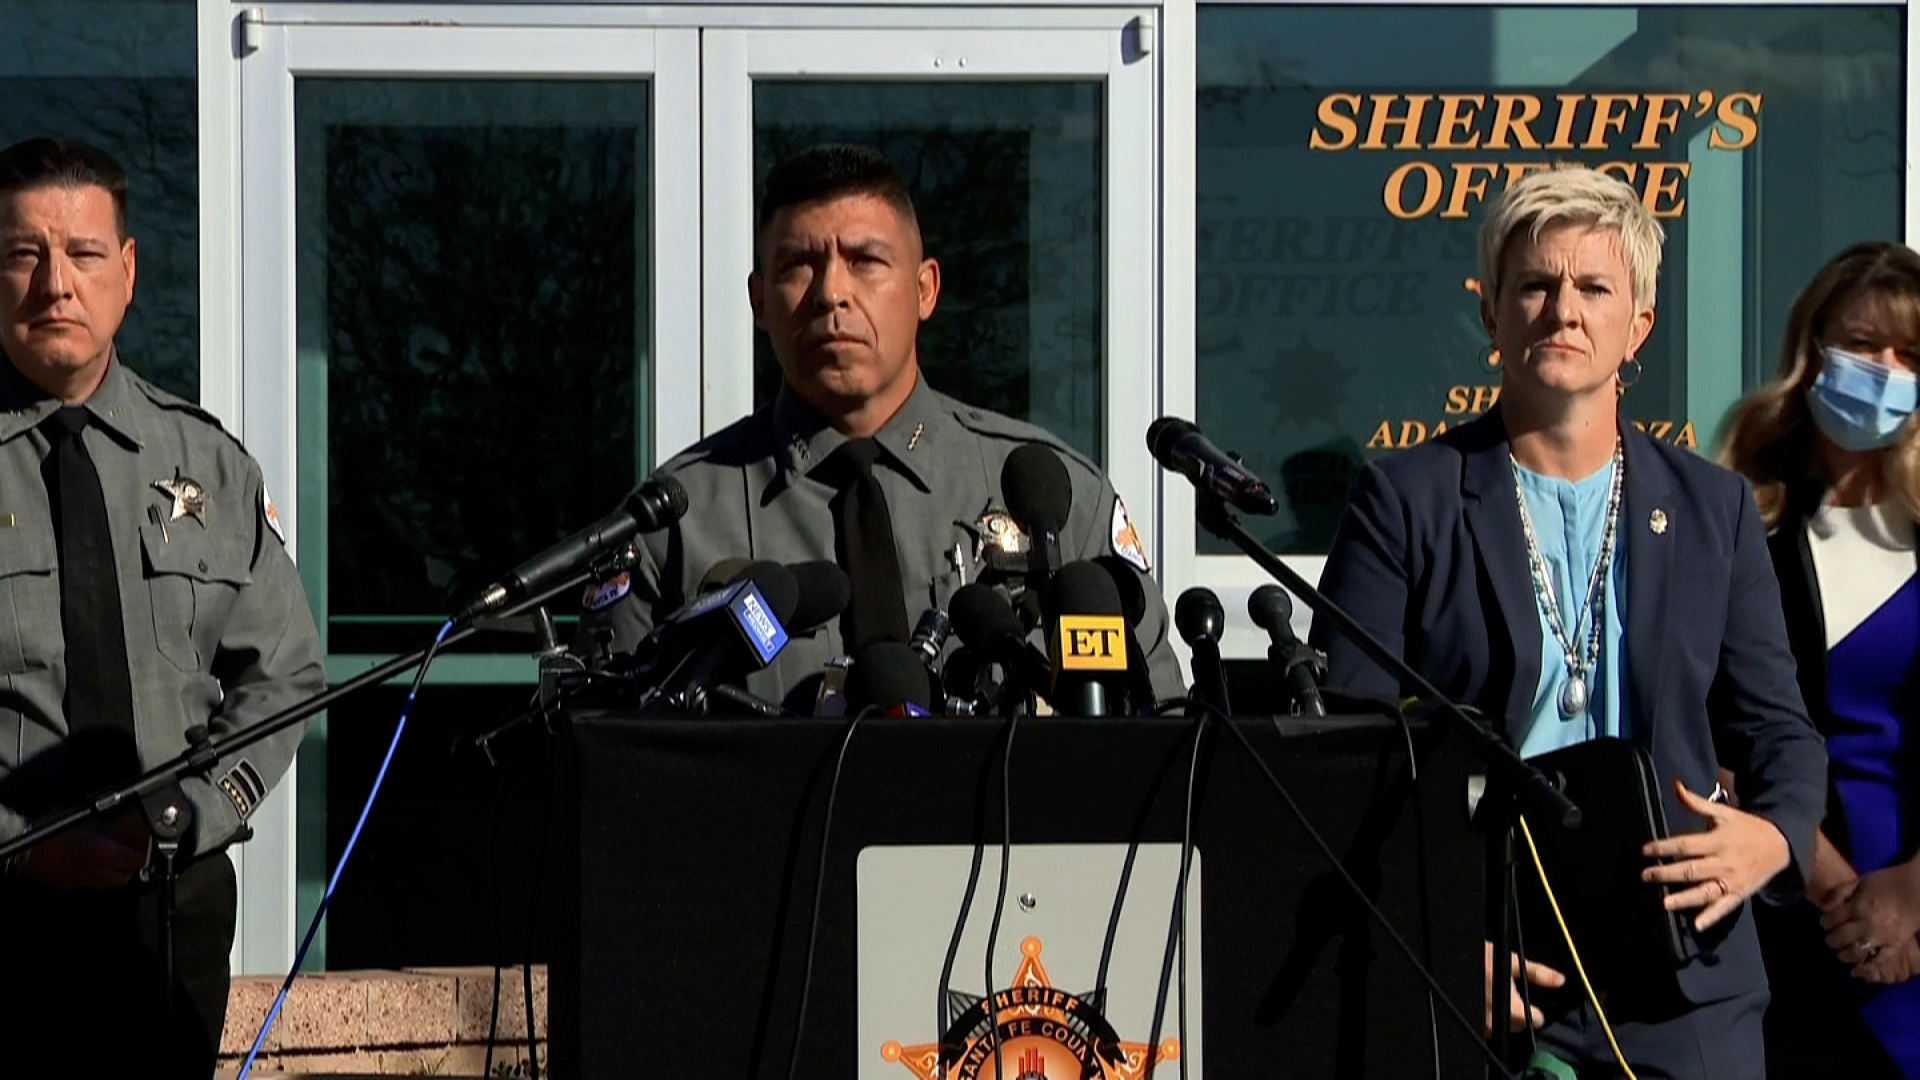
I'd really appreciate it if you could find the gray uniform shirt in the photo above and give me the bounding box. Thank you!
[0,358,325,854]
[587,376,1186,710]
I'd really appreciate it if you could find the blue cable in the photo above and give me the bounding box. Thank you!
[236,619,455,1080]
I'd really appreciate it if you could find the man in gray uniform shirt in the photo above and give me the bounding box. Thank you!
[586,145,1184,711]
[0,138,325,1075]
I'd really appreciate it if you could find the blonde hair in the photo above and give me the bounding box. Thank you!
[1720,240,1920,529]
[1477,167,1665,310]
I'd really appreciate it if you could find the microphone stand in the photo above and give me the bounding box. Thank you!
[0,569,603,867]
[1192,488,1579,1077]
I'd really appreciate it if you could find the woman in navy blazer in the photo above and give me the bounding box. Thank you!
[1315,167,1826,1079]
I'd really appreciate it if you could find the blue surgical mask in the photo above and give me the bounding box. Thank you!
[1808,347,1919,451]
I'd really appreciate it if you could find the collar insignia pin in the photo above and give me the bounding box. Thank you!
[153,469,208,528]
[1649,509,1668,535]
[907,422,924,452]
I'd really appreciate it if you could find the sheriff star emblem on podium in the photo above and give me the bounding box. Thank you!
[153,469,208,528]
[882,936,1179,1080]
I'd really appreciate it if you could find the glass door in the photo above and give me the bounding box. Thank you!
[701,18,1162,529]
[238,17,696,974]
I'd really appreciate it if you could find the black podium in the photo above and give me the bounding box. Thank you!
[550,713,1486,1079]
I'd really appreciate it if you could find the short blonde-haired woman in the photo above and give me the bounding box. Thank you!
[1724,240,1920,1079]
[1315,166,1826,1078]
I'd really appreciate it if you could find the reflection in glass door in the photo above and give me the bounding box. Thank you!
[240,22,696,974]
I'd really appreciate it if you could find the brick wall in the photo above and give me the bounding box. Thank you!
[215,967,547,1078]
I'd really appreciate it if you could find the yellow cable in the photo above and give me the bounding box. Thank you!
[1517,815,1640,1080]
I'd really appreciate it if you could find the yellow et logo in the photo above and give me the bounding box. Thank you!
[1054,616,1128,672]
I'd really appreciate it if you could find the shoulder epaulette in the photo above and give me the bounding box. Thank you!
[658,406,772,474]
[948,403,1103,478]
[127,371,231,433]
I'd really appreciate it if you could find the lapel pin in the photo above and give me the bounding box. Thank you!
[907,422,925,452]
[1649,509,1669,535]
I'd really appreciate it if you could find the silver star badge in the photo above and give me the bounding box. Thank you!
[153,469,208,528]
[1649,509,1669,535]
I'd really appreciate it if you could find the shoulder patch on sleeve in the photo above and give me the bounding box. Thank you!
[583,571,633,612]
[261,483,286,544]
[1111,497,1151,573]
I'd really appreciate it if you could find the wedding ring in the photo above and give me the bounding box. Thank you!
[1711,877,1730,899]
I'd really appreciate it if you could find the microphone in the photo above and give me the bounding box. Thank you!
[813,655,853,718]
[457,476,689,621]
[1146,417,1278,516]
[1090,555,1163,710]
[700,557,755,594]
[644,562,799,714]
[786,561,853,634]
[949,583,1053,712]
[1249,585,1327,717]
[847,641,935,717]
[937,646,986,717]
[1175,587,1233,716]
[908,607,952,671]
[1046,561,1130,718]
[1002,444,1073,580]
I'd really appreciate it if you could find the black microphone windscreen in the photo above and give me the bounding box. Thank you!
[1248,584,1296,637]
[950,583,1026,647]
[1145,417,1198,462]
[847,641,934,712]
[629,475,690,529]
[1175,587,1227,646]
[1090,555,1150,626]
[787,561,853,633]
[1047,560,1124,618]
[700,557,755,594]
[1001,444,1074,536]
[736,561,800,625]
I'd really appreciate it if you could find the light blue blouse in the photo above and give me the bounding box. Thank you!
[1510,459,1629,758]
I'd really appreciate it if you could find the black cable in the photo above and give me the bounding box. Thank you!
[981,712,1021,1080]
[1103,700,1207,1004]
[784,707,870,1080]
[935,825,988,1073]
[1214,712,1518,1080]
[1383,703,1442,1080]
[1510,862,1540,1057]
[1093,833,1143,998]
[935,718,1018,1080]
[1143,707,1208,1079]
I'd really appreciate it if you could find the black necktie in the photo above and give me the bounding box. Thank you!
[828,437,909,650]
[45,406,140,788]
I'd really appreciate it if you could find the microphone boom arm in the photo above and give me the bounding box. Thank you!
[0,569,604,864]
[1192,490,1575,829]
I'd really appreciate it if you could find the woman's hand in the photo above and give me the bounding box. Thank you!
[1821,860,1920,981]
[1851,936,1920,985]
[1641,779,1791,930]
[1484,941,1565,1034]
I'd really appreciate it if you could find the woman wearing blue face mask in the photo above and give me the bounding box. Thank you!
[1723,239,1920,1079]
